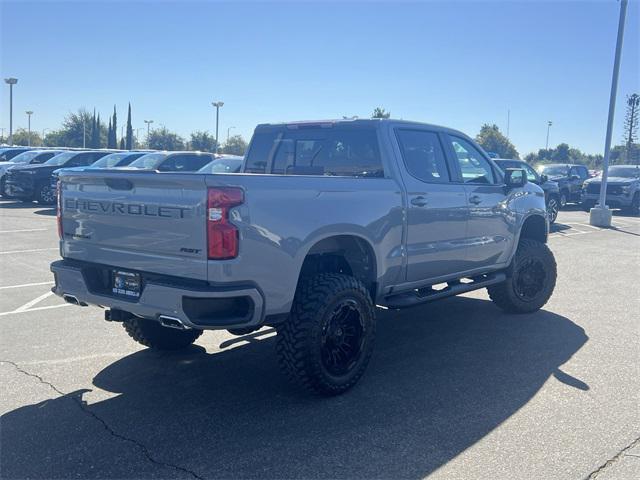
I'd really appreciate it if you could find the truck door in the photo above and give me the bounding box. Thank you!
[394,128,469,282]
[445,135,516,270]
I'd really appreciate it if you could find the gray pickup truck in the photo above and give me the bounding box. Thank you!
[51,119,556,395]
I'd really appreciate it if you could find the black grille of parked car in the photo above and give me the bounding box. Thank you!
[587,184,624,195]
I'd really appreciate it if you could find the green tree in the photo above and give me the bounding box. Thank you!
[147,126,185,151]
[90,109,100,148]
[11,128,42,146]
[475,124,519,159]
[42,108,96,147]
[109,105,118,149]
[125,103,133,150]
[119,137,125,149]
[189,130,217,152]
[371,107,391,119]
[222,135,248,155]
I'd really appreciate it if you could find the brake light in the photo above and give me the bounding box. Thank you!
[207,187,243,259]
[56,180,63,239]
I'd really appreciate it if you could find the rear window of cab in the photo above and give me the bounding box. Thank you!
[244,125,384,177]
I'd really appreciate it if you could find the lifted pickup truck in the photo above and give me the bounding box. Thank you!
[51,119,556,395]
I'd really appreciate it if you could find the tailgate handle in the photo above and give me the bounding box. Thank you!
[105,179,133,190]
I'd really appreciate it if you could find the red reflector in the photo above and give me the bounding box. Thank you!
[207,187,243,259]
[56,180,63,240]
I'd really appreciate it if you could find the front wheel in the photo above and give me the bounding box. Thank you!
[123,317,203,350]
[276,273,376,396]
[559,190,569,208]
[488,239,557,313]
[36,182,56,205]
[546,195,560,224]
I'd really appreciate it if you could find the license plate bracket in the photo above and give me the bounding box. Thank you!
[112,270,141,298]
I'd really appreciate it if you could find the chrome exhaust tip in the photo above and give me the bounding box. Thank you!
[158,315,189,330]
[63,294,87,307]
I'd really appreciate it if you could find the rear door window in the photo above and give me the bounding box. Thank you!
[245,125,383,177]
[395,129,450,183]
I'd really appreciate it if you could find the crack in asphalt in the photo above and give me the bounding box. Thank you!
[1,360,205,480]
[584,435,640,479]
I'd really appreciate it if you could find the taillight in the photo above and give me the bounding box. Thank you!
[207,187,243,259]
[56,180,63,240]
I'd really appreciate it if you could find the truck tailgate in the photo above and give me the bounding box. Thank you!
[59,171,209,280]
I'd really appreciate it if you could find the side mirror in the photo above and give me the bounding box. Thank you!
[540,174,549,183]
[504,168,527,190]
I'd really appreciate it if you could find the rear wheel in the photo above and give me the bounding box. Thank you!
[123,317,203,350]
[36,182,56,205]
[276,273,376,396]
[488,239,557,313]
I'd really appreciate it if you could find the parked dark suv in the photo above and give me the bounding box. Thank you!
[537,164,589,207]
[494,159,561,223]
[4,150,112,204]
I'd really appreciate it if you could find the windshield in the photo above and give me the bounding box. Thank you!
[540,165,568,176]
[44,152,77,166]
[7,150,45,164]
[495,160,538,182]
[91,152,140,168]
[127,153,167,169]
[199,157,242,173]
[607,166,640,178]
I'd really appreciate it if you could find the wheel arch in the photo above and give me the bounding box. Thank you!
[297,234,378,301]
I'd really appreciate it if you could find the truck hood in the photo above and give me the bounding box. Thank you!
[584,177,637,186]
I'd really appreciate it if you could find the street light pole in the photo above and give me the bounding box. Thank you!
[144,120,154,148]
[545,121,552,151]
[227,126,235,144]
[212,101,224,153]
[4,78,18,146]
[591,0,629,227]
[25,111,33,146]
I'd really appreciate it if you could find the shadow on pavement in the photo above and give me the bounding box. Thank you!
[0,297,588,479]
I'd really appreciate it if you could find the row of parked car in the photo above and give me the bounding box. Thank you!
[0,146,242,204]
[494,159,640,220]
[1,145,638,218]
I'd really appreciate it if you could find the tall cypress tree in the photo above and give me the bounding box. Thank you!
[96,114,102,148]
[111,105,118,149]
[119,137,125,149]
[107,118,113,148]
[125,103,133,150]
[90,109,98,148]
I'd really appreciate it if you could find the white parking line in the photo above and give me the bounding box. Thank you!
[14,291,54,312]
[0,228,49,233]
[0,281,54,290]
[0,303,70,317]
[0,248,57,255]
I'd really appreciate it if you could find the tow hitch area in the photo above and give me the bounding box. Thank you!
[105,309,134,322]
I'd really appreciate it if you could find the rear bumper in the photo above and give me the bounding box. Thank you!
[581,193,633,208]
[51,259,265,330]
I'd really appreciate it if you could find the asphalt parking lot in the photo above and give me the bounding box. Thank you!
[0,200,638,480]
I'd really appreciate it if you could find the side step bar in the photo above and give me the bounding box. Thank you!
[383,272,506,309]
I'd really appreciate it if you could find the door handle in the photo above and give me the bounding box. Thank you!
[411,196,428,207]
[469,195,482,205]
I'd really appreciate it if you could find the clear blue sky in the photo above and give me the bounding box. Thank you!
[1,0,638,155]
